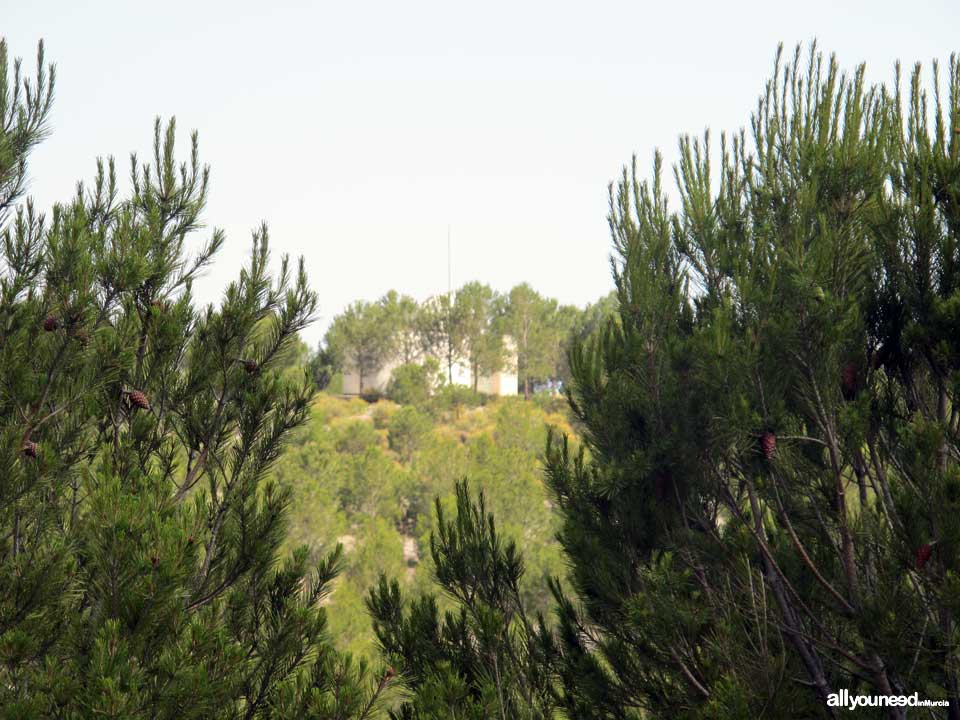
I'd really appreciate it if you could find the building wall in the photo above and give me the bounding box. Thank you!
[341,337,519,397]
[476,369,518,396]
[341,358,400,396]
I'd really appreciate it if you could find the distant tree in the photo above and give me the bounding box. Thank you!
[455,281,506,392]
[501,284,556,399]
[382,290,422,364]
[0,40,386,718]
[326,299,397,394]
[417,294,467,385]
[308,343,337,391]
[549,303,581,382]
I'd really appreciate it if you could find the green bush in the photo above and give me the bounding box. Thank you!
[386,358,441,406]
[387,406,432,461]
[333,420,382,455]
[529,391,568,415]
[359,388,384,403]
[370,400,397,429]
[429,384,484,420]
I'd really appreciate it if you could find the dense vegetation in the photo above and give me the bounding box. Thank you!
[0,41,386,718]
[544,48,960,719]
[272,393,573,660]
[3,34,960,720]
[320,280,616,398]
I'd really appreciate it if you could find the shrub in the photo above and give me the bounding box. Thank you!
[386,358,442,406]
[333,419,382,454]
[429,384,484,420]
[360,387,384,403]
[370,400,398,429]
[387,406,432,461]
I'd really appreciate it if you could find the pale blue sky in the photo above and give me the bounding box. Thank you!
[4,0,958,345]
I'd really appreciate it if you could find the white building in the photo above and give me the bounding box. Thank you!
[342,336,518,397]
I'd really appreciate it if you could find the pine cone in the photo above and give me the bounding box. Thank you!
[242,359,259,374]
[841,362,858,400]
[915,543,933,570]
[760,432,777,460]
[129,390,151,410]
[384,666,396,682]
[43,315,60,332]
[21,440,38,458]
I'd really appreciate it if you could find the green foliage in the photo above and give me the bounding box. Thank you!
[273,394,569,662]
[308,344,337,391]
[388,407,432,461]
[381,291,422,365]
[455,281,507,391]
[416,294,467,385]
[556,291,618,387]
[324,282,592,402]
[546,44,960,719]
[386,358,442,406]
[326,298,397,394]
[367,480,557,720]
[0,41,386,718]
[428,384,485,420]
[500,284,574,399]
[0,39,53,220]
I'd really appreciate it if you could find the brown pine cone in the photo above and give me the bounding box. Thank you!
[21,440,38,458]
[841,362,858,400]
[760,431,777,460]
[43,315,60,332]
[129,390,151,410]
[915,543,933,570]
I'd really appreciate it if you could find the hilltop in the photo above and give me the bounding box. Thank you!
[272,392,575,657]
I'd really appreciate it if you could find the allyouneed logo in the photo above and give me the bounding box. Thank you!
[827,689,950,710]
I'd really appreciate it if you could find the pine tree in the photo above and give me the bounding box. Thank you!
[0,40,387,719]
[381,290,422,366]
[501,284,558,399]
[545,44,960,719]
[366,480,557,720]
[455,282,506,392]
[326,299,398,395]
[417,294,467,386]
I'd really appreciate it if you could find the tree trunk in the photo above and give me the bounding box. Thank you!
[523,376,529,400]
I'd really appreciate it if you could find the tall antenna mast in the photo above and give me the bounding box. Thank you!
[447,224,452,299]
